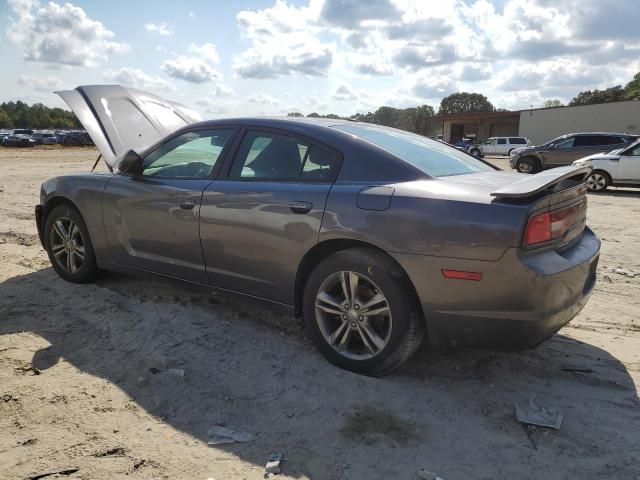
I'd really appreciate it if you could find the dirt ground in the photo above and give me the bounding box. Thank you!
[1,147,639,480]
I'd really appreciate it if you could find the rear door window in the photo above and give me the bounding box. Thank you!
[574,135,620,147]
[229,130,334,181]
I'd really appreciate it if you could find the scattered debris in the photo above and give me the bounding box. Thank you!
[611,268,637,279]
[207,425,254,445]
[30,468,79,479]
[417,468,444,480]
[515,396,563,430]
[264,453,283,478]
[18,438,37,446]
[94,447,126,457]
[15,364,41,376]
[603,275,612,283]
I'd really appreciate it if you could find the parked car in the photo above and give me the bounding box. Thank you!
[0,131,10,144]
[2,134,35,147]
[472,137,530,157]
[32,130,58,145]
[12,129,34,136]
[573,139,640,192]
[63,130,94,146]
[38,85,600,376]
[509,133,637,174]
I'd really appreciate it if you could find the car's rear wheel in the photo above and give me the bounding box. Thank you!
[586,170,610,192]
[44,204,98,283]
[303,248,424,376]
[516,156,541,174]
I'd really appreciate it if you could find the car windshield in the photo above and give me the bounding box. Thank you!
[333,124,495,177]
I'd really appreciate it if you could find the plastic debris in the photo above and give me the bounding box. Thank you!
[417,468,444,480]
[264,453,282,478]
[515,396,563,430]
[207,425,254,445]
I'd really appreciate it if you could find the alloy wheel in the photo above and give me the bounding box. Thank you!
[587,173,607,191]
[517,158,534,173]
[50,217,85,274]
[315,271,392,360]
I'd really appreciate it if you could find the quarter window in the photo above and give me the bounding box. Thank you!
[230,131,334,180]
[142,130,234,178]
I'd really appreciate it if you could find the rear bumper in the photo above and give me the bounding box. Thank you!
[392,228,600,349]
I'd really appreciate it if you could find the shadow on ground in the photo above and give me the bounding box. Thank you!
[1,268,639,479]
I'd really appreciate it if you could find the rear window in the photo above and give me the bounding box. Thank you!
[332,124,495,177]
[509,138,527,144]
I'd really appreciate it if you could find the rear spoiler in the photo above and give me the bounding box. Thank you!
[491,166,592,199]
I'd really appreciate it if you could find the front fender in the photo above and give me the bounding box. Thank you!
[38,174,112,260]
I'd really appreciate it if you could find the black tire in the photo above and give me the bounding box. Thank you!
[516,156,541,174]
[507,148,514,156]
[303,248,425,376]
[44,203,98,283]
[586,170,611,192]
[470,148,481,156]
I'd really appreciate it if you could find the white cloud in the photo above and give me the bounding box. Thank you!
[332,84,359,101]
[17,75,62,92]
[213,84,234,97]
[161,43,222,83]
[7,0,128,67]
[144,22,173,36]
[233,1,335,78]
[247,92,279,105]
[104,67,175,91]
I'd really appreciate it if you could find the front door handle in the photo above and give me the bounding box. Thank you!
[179,199,196,210]
[290,201,313,214]
[609,158,620,162]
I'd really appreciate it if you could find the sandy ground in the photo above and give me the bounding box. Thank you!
[0,147,639,480]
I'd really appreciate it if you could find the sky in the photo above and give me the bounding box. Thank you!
[1,0,639,118]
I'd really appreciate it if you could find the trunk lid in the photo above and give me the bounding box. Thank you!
[57,85,201,168]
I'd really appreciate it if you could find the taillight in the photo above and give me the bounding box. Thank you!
[523,199,586,247]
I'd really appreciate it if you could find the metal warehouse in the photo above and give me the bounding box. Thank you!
[431,100,640,145]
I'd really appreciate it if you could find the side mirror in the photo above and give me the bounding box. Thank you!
[118,150,143,175]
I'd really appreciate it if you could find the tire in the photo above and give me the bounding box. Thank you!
[470,148,480,156]
[516,156,541,174]
[507,148,514,156]
[586,170,610,192]
[44,204,98,283]
[303,248,425,376]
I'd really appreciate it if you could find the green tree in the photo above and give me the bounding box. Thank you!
[438,92,494,114]
[0,107,13,128]
[287,112,303,117]
[306,112,321,118]
[543,99,563,108]
[569,86,626,106]
[624,73,640,100]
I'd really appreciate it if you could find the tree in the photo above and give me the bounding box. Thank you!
[569,86,626,106]
[287,112,303,117]
[624,73,640,100]
[438,92,494,114]
[0,107,13,128]
[306,112,321,118]
[543,99,563,108]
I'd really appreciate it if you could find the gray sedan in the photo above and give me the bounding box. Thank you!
[36,85,600,375]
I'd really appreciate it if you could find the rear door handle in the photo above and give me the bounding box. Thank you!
[290,201,313,214]
[179,199,196,210]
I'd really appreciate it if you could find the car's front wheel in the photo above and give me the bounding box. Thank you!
[586,170,610,192]
[470,148,481,156]
[44,204,98,283]
[516,156,541,174]
[303,248,424,376]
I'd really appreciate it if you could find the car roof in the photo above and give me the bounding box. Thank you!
[183,116,354,133]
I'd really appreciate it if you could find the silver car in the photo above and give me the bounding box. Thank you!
[35,85,600,375]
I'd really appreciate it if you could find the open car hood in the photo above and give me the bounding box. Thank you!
[57,85,201,168]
